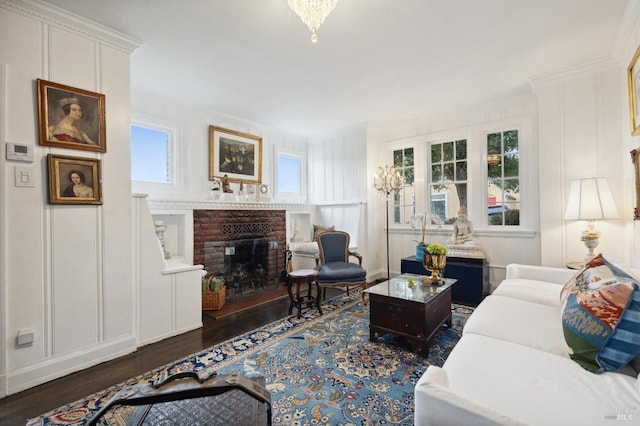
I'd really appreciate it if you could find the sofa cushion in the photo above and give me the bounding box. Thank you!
[438,333,640,425]
[462,295,569,356]
[560,254,640,373]
[491,278,562,306]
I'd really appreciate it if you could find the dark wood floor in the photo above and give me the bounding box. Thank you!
[0,288,342,425]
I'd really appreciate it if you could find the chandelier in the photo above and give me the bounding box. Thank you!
[288,0,338,43]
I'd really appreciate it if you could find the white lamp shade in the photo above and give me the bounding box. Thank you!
[564,178,620,221]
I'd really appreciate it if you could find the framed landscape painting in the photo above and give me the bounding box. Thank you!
[47,154,102,205]
[37,79,107,152]
[209,125,262,184]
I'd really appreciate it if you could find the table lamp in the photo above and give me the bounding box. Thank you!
[564,177,619,263]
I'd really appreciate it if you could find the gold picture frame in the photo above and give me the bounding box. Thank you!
[47,154,102,205]
[632,148,640,220]
[37,79,107,152]
[209,125,262,184]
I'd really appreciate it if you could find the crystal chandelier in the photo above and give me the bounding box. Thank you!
[288,0,338,43]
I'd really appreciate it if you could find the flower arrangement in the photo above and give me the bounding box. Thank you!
[426,243,448,256]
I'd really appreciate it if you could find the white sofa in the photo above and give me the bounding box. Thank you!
[415,263,640,426]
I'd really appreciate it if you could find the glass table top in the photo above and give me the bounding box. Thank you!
[364,273,457,304]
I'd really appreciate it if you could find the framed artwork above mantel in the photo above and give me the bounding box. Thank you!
[208,125,262,184]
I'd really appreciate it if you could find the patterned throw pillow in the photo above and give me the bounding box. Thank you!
[312,224,334,241]
[560,254,640,373]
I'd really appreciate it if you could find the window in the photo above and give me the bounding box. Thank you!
[130,124,171,183]
[487,130,519,226]
[429,139,467,224]
[277,153,301,194]
[392,147,414,224]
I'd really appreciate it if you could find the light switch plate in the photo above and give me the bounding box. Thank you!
[14,166,35,187]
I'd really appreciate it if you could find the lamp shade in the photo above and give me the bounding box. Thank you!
[564,178,619,221]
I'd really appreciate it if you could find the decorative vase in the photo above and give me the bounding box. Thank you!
[422,253,447,283]
[416,244,426,261]
[210,190,221,200]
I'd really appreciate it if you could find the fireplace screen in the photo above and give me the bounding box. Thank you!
[203,238,280,300]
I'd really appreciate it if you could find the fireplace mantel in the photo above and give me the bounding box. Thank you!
[147,199,313,212]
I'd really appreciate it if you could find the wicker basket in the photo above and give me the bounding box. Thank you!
[202,286,226,311]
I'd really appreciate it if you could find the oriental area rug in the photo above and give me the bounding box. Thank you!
[29,293,473,426]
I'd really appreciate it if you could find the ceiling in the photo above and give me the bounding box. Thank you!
[43,0,629,137]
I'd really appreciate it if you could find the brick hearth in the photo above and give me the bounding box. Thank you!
[194,209,287,305]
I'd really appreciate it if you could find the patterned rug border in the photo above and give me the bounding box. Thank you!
[28,292,362,425]
[165,292,362,375]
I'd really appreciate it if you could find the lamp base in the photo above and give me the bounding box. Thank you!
[580,230,599,263]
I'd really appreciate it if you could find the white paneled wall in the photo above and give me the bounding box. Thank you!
[533,62,629,267]
[0,1,139,395]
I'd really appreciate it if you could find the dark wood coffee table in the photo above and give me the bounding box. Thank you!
[364,274,457,357]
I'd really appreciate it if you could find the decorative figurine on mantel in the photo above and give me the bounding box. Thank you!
[446,207,485,259]
[221,174,233,193]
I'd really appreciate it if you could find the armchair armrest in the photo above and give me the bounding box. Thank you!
[348,251,362,266]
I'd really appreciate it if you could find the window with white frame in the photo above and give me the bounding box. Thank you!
[487,129,520,226]
[130,124,171,183]
[428,139,467,224]
[277,152,302,194]
[392,147,415,224]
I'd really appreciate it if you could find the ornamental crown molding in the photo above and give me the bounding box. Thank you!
[1,0,142,53]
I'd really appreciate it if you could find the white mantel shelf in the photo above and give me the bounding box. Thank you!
[147,199,314,211]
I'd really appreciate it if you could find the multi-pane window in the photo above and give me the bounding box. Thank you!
[429,139,467,224]
[392,147,414,224]
[130,124,171,183]
[487,130,520,226]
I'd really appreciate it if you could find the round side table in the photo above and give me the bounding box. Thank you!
[287,269,321,318]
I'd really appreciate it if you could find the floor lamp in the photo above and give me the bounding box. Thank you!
[374,166,403,281]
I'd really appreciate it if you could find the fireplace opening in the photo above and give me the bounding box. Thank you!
[223,238,279,297]
[194,209,287,310]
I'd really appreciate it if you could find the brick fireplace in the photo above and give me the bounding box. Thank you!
[194,210,287,305]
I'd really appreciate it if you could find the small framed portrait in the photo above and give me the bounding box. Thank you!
[209,125,262,184]
[47,154,102,205]
[37,79,106,152]
[632,148,640,220]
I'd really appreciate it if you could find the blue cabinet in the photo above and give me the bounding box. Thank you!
[400,256,489,305]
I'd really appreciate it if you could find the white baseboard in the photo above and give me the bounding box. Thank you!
[6,334,137,396]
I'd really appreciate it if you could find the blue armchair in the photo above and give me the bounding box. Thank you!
[315,230,367,305]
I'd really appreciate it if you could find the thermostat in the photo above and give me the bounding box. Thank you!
[6,142,34,162]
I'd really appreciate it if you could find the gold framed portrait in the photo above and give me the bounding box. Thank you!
[632,148,640,220]
[209,125,262,184]
[47,154,102,205]
[37,79,106,152]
